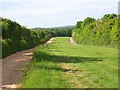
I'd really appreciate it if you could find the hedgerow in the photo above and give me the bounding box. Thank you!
[1,17,51,58]
[72,14,118,48]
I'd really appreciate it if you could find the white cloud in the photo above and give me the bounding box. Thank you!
[2,8,64,16]
[1,0,119,27]
[2,0,119,3]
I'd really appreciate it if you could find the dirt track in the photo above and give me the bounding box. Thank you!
[1,38,54,88]
[2,48,35,88]
[69,37,77,45]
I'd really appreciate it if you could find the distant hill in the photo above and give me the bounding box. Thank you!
[31,25,75,30]
[49,25,75,30]
[31,25,75,37]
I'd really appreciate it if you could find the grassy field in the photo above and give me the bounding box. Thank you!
[22,37,118,88]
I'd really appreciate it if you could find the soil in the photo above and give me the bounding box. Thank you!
[2,48,35,88]
[69,37,77,45]
[1,38,54,88]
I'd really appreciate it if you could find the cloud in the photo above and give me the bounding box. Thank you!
[1,0,119,27]
[2,0,119,3]
[2,7,64,16]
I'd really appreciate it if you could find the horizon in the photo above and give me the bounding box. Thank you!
[1,0,119,28]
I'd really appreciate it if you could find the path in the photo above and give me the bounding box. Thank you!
[69,37,77,45]
[2,48,35,88]
[17,37,117,88]
[44,38,54,46]
[1,38,54,88]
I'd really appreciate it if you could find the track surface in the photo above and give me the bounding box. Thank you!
[2,38,54,88]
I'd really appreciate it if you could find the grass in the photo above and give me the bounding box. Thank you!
[21,37,118,88]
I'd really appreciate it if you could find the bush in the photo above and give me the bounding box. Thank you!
[2,40,10,58]
[72,14,118,48]
[18,39,28,51]
[2,18,51,58]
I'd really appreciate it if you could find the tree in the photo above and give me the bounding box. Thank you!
[82,17,96,28]
[76,21,83,28]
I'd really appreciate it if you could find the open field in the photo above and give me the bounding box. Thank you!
[22,37,118,88]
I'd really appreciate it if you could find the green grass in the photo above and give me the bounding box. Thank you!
[22,37,118,88]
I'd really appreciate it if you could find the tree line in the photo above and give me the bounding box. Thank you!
[1,13,118,58]
[72,14,118,48]
[1,18,74,58]
[32,25,74,37]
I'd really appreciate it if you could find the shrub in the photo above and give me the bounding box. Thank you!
[2,40,10,58]
[72,14,118,48]
[2,18,51,58]
[18,39,28,51]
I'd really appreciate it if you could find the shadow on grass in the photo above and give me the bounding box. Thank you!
[31,51,103,73]
[50,55,103,63]
[33,51,103,63]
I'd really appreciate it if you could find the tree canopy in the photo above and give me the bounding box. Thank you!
[72,14,118,48]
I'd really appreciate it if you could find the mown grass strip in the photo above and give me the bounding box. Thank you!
[22,37,118,88]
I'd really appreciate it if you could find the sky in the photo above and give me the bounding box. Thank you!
[0,0,119,28]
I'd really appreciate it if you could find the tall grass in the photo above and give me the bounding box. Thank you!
[22,46,70,88]
[22,37,118,88]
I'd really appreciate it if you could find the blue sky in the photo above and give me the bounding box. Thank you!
[1,0,119,28]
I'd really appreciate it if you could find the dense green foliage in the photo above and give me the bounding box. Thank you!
[22,37,118,88]
[48,28,72,37]
[1,17,51,58]
[32,25,75,37]
[72,14,118,47]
